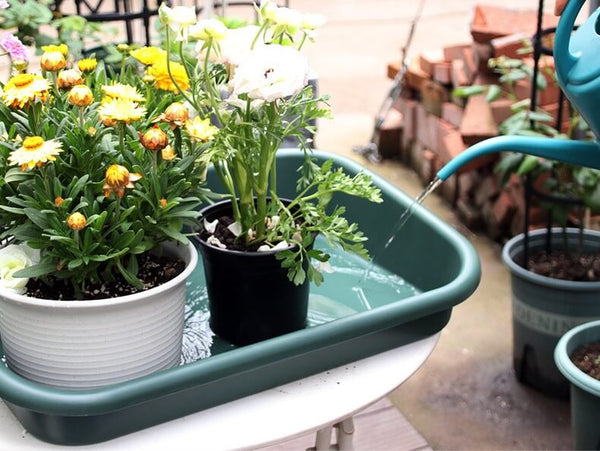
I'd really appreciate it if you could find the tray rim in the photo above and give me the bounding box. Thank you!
[0,149,481,416]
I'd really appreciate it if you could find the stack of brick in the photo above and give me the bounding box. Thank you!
[382,4,565,242]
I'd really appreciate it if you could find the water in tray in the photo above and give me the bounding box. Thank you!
[180,235,420,364]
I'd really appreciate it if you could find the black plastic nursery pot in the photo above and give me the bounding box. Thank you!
[555,320,600,450]
[197,199,310,346]
[0,149,480,445]
[503,228,600,398]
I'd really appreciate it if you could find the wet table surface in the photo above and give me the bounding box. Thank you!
[0,333,439,450]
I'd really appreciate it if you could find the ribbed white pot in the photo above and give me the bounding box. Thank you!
[0,241,197,390]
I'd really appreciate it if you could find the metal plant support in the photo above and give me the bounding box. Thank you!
[521,0,585,269]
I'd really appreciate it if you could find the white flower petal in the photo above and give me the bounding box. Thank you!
[227,221,242,237]
[203,218,219,234]
[257,244,272,252]
[272,240,290,251]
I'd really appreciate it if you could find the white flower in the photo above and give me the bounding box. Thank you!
[159,4,197,42]
[230,45,309,102]
[0,244,40,294]
[272,7,302,28]
[0,0,9,9]
[196,25,261,65]
[189,19,228,42]
[301,13,326,30]
[259,0,279,21]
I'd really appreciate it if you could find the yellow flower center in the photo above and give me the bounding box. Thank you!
[22,136,44,152]
[13,74,34,88]
[67,212,87,231]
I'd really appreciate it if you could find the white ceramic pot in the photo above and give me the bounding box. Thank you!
[0,241,197,390]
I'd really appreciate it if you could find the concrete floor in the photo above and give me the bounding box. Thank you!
[296,0,573,449]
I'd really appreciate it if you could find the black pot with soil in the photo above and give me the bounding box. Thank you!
[196,199,310,346]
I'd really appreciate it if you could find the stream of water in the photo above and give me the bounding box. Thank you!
[361,176,443,282]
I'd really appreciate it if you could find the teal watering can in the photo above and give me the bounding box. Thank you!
[437,0,600,181]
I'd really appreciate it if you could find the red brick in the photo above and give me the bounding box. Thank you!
[456,197,483,229]
[375,108,403,159]
[387,61,401,79]
[470,4,560,44]
[460,93,499,146]
[422,80,450,117]
[474,175,499,207]
[472,42,493,73]
[441,102,464,129]
[492,190,516,227]
[491,33,532,59]
[419,49,444,77]
[451,59,469,88]
[415,103,435,150]
[406,57,430,91]
[443,44,470,61]
[489,98,513,126]
[439,129,466,163]
[482,200,505,240]
[433,61,453,85]
[434,116,456,154]
[460,47,477,84]
[457,170,481,199]
[398,98,417,141]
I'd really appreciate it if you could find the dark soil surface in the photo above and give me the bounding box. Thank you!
[571,341,600,380]
[527,251,600,281]
[201,215,269,252]
[25,252,185,301]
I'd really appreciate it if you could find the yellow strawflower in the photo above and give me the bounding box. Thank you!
[147,60,190,93]
[8,136,63,171]
[68,85,94,107]
[101,82,146,102]
[77,58,98,74]
[40,51,67,72]
[57,69,84,90]
[98,98,147,125]
[41,44,68,56]
[130,46,167,66]
[2,73,51,108]
[185,117,218,142]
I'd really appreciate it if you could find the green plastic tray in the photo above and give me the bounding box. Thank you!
[0,150,480,445]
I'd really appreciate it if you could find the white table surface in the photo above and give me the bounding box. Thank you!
[0,333,439,450]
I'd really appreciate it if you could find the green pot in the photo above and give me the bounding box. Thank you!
[555,320,600,450]
[503,228,600,398]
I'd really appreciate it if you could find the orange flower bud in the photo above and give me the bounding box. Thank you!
[140,125,168,151]
[67,85,94,107]
[67,212,87,230]
[103,164,142,198]
[40,51,67,72]
[164,102,189,125]
[54,197,64,207]
[57,69,84,90]
[159,198,168,207]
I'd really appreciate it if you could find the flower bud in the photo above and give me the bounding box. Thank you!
[140,125,168,151]
[164,102,189,125]
[77,58,97,74]
[117,43,130,54]
[54,197,64,207]
[67,212,87,231]
[68,85,94,107]
[57,69,84,90]
[159,198,168,207]
[41,51,67,72]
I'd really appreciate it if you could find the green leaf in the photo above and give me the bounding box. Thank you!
[13,261,57,279]
[452,85,485,98]
[517,155,539,175]
[485,85,502,102]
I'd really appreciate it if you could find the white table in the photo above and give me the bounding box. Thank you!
[0,333,439,450]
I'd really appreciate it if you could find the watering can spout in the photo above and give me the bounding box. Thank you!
[553,0,585,87]
[436,135,600,181]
